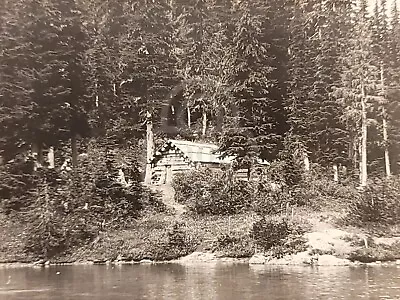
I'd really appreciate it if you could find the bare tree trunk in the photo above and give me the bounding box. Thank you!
[187,105,191,129]
[144,111,154,185]
[113,83,117,96]
[202,110,207,137]
[95,82,99,108]
[71,135,78,168]
[32,142,43,171]
[360,83,368,187]
[382,109,391,177]
[303,150,310,172]
[380,64,391,178]
[47,146,55,169]
[43,181,50,259]
[333,164,339,182]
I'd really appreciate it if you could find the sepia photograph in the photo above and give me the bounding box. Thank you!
[0,0,400,299]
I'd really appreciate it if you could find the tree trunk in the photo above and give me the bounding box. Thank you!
[247,167,251,181]
[32,142,43,171]
[360,84,368,187]
[95,82,99,108]
[333,164,339,182]
[349,132,359,178]
[380,64,391,178]
[113,83,117,97]
[187,105,191,129]
[144,111,154,185]
[71,135,78,168]
[47,146,55,169]
[202,110,207,137]
[216,106,224,133]
[382,109,391,177]
[303,150,310,172]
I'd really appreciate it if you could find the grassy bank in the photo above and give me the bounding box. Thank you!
[1,167,400,265]
[0,211,254,263]
[2,207,399,265]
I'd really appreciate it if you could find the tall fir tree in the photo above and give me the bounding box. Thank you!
[287,0,352,178]
[337,0,378,186]
[387,0,400,174]
[220,1,290,174]
[0,0,33,160]
[1,0,89,167]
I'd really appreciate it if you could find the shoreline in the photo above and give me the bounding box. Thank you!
[2,211,400,270]
[1,252,399,268]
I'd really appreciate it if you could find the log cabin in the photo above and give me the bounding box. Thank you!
[149,139,269,185]
[149,139,234,184]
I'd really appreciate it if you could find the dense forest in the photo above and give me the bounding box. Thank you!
[1,0,400,180]
[1,0,399,180]
[0,0,400,261]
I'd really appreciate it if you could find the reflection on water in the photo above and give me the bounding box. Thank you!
[0,263,399,299]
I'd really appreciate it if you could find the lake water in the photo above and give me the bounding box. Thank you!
[0,263,400,299]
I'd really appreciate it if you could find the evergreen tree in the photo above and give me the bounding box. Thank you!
[117,0,177,126]
[387,0,400,174]
[220,1,290,173]
[172,0,234,138]
[287,0,352,178]
[337,0,378,186]
[369,0,392,177]
[0,0,33,160]
[1,0,89,167]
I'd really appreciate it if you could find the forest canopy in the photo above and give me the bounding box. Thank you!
[1,0,399,182]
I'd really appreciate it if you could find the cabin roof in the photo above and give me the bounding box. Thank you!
[151,139,270,166]
[151,139,235,165]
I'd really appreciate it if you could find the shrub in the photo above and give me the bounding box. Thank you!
[293,177,360,211]
[0,156,38,213]
[212,232,254,258]
[173,169,211,204]
[346,177,400,226]
[264,158,302,188]
[24,217,67,259]
[18,141,166,259]
[151,221,198,260]
[348,241,400,263]
[251,216,306,257]
[173,167,299,216]
[251,181,292,215]
[173,168,252,215]
[65,142,166,228]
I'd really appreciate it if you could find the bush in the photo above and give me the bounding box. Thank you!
[251,216,306,257]
[173,167,297,216]
[22,168,97,259]
[0,156,38,213]
[24,214,67,259]
[150,221,198,260]
[251,181,292,215]
[293,177,360,211]
[212,232,254,258]
[346,177,400,226]
[13,140,166,259]
[173,168,252,215]
[348,241,400,263]
[173,168,211,204]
